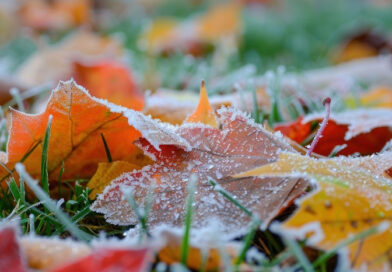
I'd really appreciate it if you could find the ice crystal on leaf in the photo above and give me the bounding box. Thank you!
[91,108,309,237]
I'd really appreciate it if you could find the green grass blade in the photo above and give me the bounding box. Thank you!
[15,163,92,241]
[283,237,314,272]
[122,187,150,241]
[209,179,253,217]
[181,176,197,265]
[10,88,25,112]
[41,115,52,194]
[235,218,259,266]
[313,224,381,268]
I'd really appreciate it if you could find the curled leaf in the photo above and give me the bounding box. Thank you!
[185,81,218,128]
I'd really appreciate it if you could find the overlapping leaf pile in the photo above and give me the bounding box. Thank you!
[1,76,392,271]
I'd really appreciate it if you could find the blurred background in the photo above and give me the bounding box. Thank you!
[0,0,391,106]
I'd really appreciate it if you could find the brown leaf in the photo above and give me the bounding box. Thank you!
[92,108,309,236]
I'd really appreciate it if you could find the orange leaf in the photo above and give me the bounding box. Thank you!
[157,230,239,270]
[3,80,150,184]
[236,152,392,270]
[19,0,91,31]
[72,61,144,111]
[145,87,269,125]
[16,31,123,88]
[185,81,218,128]
[333,30,391,64]
[197,2,242,43]
[92,108,308,235]
[274,117,311,144]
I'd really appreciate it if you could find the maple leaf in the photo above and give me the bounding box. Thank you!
[236,152,392,270]
[72,61,144,111]
[0,224,26,272]
[91,108,309,236]
[87,82,217,198]
[3,80,151,183]
[275,109,392,156]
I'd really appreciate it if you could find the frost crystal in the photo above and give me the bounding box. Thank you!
[91,108,309,238]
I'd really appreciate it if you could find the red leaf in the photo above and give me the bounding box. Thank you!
[0,226,26,272]
[275,110,392,156]
[51,248,150,272]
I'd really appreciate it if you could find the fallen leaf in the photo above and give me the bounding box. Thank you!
[139,18,179,54]
[19,0,91,31]
[0,224,26,272]
[88,161,144,199]
[333,29,392,64]
[51,247,151,272]
[360,86,392,108]
[20,236,91,270]
[275,109,392,156]
[185,81,218,128]
[274,117,311,144]
[92,108,309,237]
[236,152,392,270]
[3,80,151,184]
[16,31,123,88]
[139,2,241,55]
[157,228,239,270]
[197,2,242,43]
[72,60,144,110]
[145,87,268,125]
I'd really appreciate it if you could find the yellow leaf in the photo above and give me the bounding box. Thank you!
[360,86,392,108]
[185,81,218,128]
[236,152,392,270]
[139,18,178,53]
[88,161,144,199]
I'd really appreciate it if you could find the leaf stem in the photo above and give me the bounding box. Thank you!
[306,97,331,156]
